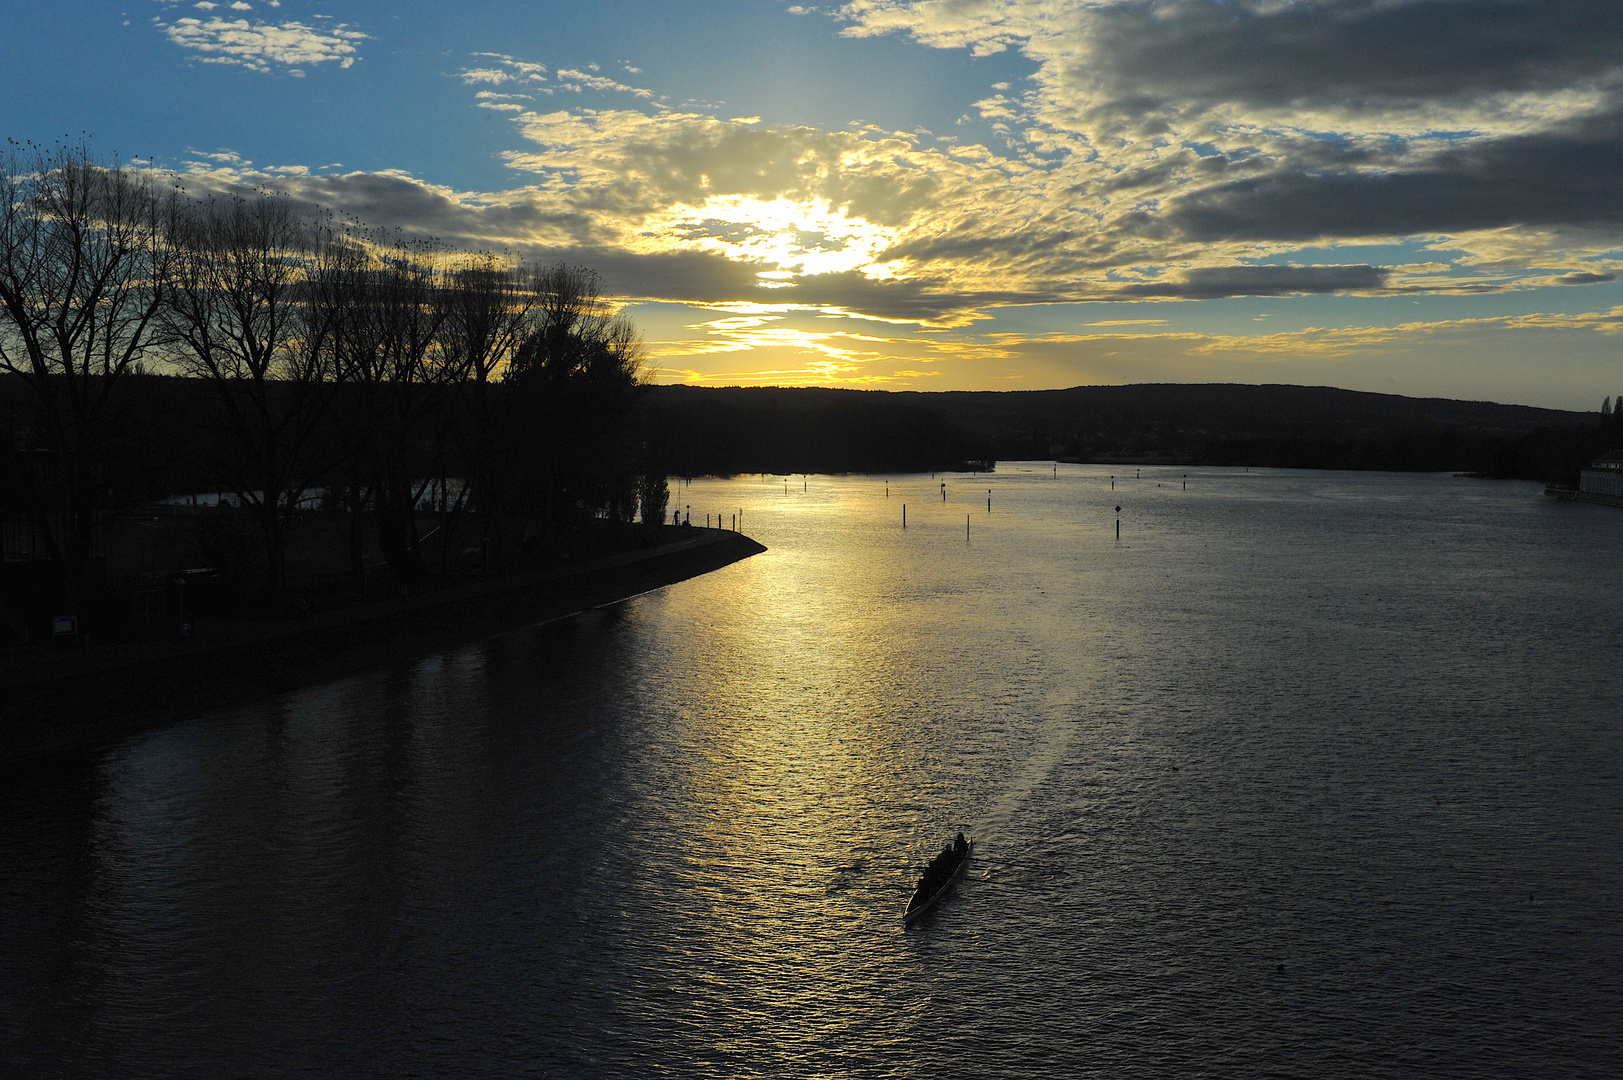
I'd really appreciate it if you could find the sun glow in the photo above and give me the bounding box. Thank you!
[637,300,983,387]
[636,196,899,281]
[657,312,894,363]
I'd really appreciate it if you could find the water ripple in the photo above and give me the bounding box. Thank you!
[2,467,1620,1078]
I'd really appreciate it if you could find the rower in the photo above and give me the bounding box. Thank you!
[954,832,967,855]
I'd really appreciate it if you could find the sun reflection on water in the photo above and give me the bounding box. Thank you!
[5,467,1621,1076]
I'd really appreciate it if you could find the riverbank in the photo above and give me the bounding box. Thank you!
[0,528,765,767]
[1543,484,1623,508]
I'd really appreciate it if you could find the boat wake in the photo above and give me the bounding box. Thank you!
[977,694,1077,857]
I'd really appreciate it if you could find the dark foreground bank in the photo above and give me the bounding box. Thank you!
[0,529,764,767]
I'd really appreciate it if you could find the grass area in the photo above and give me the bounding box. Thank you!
[9,511,687,648]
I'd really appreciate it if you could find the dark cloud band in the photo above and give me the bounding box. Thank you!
[1073,0,1623,115]
[1118,264,1391,299]
[1168,110,1623,241]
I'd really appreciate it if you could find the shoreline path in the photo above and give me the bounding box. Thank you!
[0,529,765,767]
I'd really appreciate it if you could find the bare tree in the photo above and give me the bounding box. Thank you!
[0,140,180,605]
[329,232,451,584]
[438,252,533,568]
[505,263,647,532]
[161,191,343,596]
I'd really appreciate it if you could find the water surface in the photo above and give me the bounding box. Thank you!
[3,466,1620,1077]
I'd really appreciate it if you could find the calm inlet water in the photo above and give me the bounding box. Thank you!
[2,466,1620,1078]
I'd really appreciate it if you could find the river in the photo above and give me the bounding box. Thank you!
[2,465,1619,1077]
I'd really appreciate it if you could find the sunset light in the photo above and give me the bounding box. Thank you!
[3,1,1606,403]
[639,195,901,282]
[3,4,1622,1076]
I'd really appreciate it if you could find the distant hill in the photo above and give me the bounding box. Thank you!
[5,374,1608,483]
[633,385,993,476]
[638,383,1612,480]
[904,384,1576,448]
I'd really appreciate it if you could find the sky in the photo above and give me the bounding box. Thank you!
[4,0,1622,408]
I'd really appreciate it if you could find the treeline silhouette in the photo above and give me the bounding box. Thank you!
[636,382,1613,482]
[891,384,1612,479]
[4,144,1615,638]
[0,142,650,621]
[635,386,994,476]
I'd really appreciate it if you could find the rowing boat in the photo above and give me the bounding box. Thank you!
[903,838,972,924]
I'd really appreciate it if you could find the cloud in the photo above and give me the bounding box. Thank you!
[555,68,655,99]
[236,87,1616,322]
[154,138,1623,393]
[1117,265,1391,299]
[1186,307,1623,358]
[840,1,1623,131]
[160,16,366,72]
[806,0,1623,310]
[1164,110,1623,243]
[465,53,548,84]
[167,147,1003,322]
[166,2,1623,337]
[662,314,892,365]
[474,90,532,113]
[901,307,1623,399]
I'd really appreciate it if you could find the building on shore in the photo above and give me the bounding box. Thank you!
[1548,450,1623,507]
[1579,452,1623,499]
